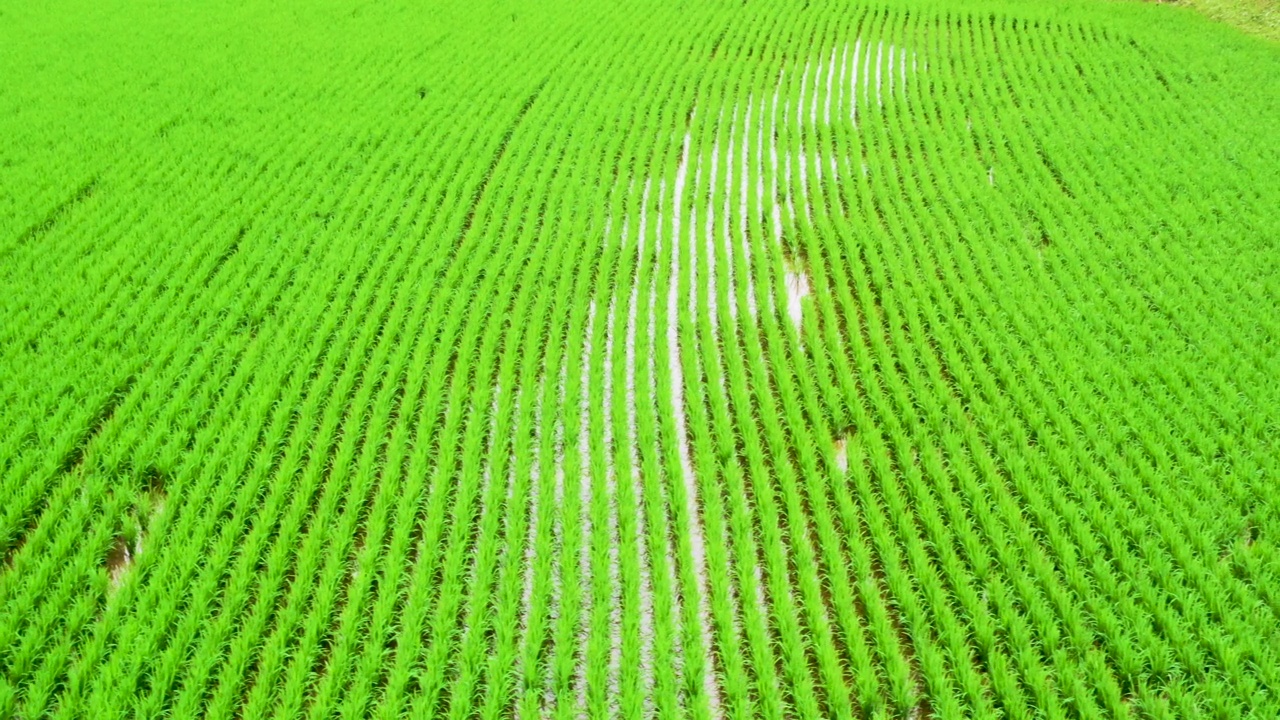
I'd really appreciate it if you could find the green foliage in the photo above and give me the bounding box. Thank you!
[1,0,1278,717]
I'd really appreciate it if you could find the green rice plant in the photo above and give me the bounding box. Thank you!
[2,0,1279,717]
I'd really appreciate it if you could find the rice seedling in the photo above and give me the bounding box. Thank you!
[2,0,1278,717]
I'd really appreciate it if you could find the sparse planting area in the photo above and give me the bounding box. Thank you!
[2,0,1278,718]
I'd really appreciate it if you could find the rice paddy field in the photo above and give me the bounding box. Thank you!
[2,0,1280,717]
